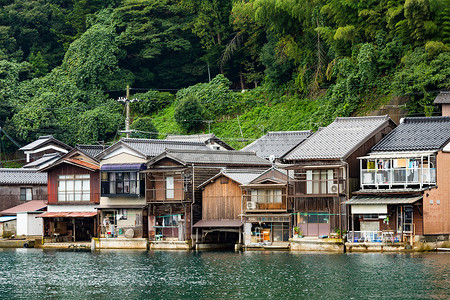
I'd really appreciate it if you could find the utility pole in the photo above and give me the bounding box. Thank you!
[117,85,140,138]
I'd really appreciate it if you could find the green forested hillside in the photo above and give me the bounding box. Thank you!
[0,0,449,155]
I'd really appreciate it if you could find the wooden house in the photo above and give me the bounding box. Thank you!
[39,147,100,242]
[96,138,209,239]
[196,167,291,248]
[434,90,450,117]
[19,135,72,163]
[0,169,47,212]
[346,116,450,243]
[283,116,396,237]
[145,149,272,248]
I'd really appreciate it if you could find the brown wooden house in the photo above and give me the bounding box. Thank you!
[195,167,291,249]
[145,149,272,249]
[283,116,396,237]
[39,147,100,242]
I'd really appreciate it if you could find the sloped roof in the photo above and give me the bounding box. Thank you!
[434,90,450,104]
[346,195,422,205]
[241,131,313,159]
[149,149,273,167]
[166,133,235,150]
[198,169,266,188]
[77,144,109,159]
[1,200,47,215]
[371,117,450,152]
[19,135,72,151]
[22,153,61,170]
[97,138,210,159]
[285,116,394,160]
[0,169,47,185]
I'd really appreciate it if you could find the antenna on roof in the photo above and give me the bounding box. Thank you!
[269,155,276,166]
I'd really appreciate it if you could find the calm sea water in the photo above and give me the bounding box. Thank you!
[0,249,448,299]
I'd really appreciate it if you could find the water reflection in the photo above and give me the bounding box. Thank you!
[0,249,448,299]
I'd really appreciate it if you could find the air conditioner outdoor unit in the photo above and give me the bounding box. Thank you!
[329,184,339,194]
[247,201,256,210]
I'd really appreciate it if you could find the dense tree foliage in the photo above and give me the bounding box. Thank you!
[0,0,448,154]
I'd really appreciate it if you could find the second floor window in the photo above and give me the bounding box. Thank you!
[166,176,174,199]
[58,175,90,201]
[101,172,142,196]
[306,169,337,194]
[251,189,282,203]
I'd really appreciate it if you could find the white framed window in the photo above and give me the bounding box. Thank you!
[20,187,32,201]
[58,174,90,202]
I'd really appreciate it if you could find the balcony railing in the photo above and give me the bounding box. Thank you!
[361,168,436,189]
[243,196,287,211]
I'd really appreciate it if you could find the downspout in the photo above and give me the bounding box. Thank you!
[340,159,350,239]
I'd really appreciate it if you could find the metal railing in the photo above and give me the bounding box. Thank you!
[361,168,436,188]
[348,230,414,243]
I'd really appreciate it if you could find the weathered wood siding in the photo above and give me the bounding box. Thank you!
[47,163,100,204]
[0,184,47,211]
[202,176,242,220]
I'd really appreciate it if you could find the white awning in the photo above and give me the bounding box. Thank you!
[351,205,387,214]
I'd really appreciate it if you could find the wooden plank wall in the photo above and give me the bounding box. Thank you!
[202,176,241,220]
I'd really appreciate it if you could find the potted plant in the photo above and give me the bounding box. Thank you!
[293,226,299,238]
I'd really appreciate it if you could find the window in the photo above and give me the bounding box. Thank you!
[298,212,329,224]
[101,172,141,196]
[251,189,282,203]
[58,175,90,201]
[306,169,337,194]
[20,187,32,201]
[166,176,174,199]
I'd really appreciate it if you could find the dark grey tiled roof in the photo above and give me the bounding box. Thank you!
[371,117,450,152]
[19,135,71,151]
[121,138,210,158]
[166,133,215,143]
[285,116,393,160]
[160,149,273,166]
[241,131,313,159]
[166,133,235,150]
[77,144,109,159]
[0,169,47,185]
[434,90,450,104]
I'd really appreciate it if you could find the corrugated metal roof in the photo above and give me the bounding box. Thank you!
[345,195,422,205]
[198,169,266,188]
[161,149,273,166]
[19,135,71,151]
[242,131,313,159]
[434,90,450,104]
[371,117,450,152]
[193,220,243,228]
[39,211,97,218]
[0,169,47,185]
[285,116,393,160]
[22,153,61,170]
[1,200,47,215]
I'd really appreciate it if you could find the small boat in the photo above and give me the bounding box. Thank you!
[435,248,450,252]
